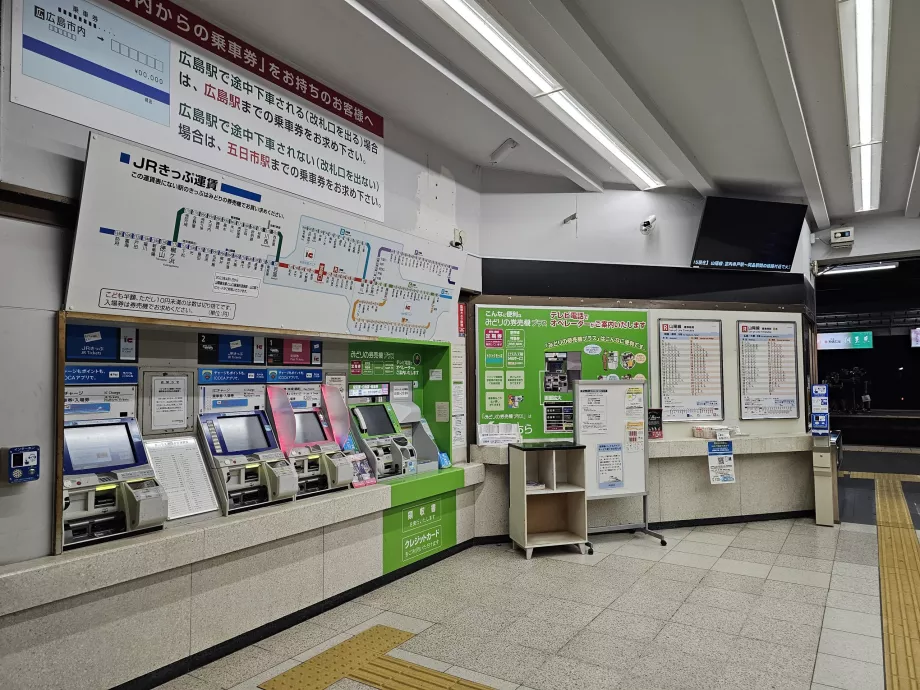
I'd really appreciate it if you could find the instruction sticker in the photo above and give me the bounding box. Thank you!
[484,370,504,389]
[708,440,736,484]
[505,371,525,390]
[151,376,188,430]
[597,443,624,489]
[212,273,261,298]
[626,421,645,453]
[435,401,450,423]
[485,391,504,411]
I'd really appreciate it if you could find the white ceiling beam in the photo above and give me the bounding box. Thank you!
[906,150,920,217]
[342,0,603,192]
[520,0,716,197]
[741,0,831,229]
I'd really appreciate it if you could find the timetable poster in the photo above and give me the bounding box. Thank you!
[738,321,799,419]
[658,320,723,421]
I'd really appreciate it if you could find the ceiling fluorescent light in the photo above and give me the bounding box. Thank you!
[819,260,897,276]
[838,0,891,212]
[423,0,664,190]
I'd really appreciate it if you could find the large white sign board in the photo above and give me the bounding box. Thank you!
[11,0,385,220]
[575,381,648,499]
[658,320,723,421]
[738,321,799,420]
[66,134,464,341]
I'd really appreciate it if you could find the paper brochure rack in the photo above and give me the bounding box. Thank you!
[574,380,666,548]
[508,442,589,560]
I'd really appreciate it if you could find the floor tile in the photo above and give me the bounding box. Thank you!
[589,532,634,553]
[524,655,621,690]
[327,680,376,689]
[254,621,342,658]
[686,585,759,612]
[825,589,880,615]
[784,532,839,549]
[743,519,795,533]
[189,646,289,689]
[469,640,551,685]
[692,523,746,536]
[671,601,745,634]
[812,684,841,690]
[615,543,669,561]
[836,531,878,548]
[832,561,878,580]
[716,666,810,690]
[728,635,818,680]
[345,611,433,636]
[398,624,492,668]
[586,608,666,641]
[790,522,838,536]
[660,549,718,570]
[834,544,880,567]
[625,648,726,689]
[739,613,821,650]
[557,629,647,671]
[385,593,468,623]
[595,553,656,576]
[156,677,222,690]
[450,605,522,633]
[767,565,830,588]
[829,573,879,596]
[840,522,876,535]
[539,548,610,566]
[608,589,684,620]
[712,558,772,578]
[779,540,836,561]
[720,547,778,566]
[653,621,737,660]
[812,652,884,690]
[648,561,707,584]
[700,569,766,595]
[818,628,883,665]
[501,616,582,652]
[750,595,824,627]
[659,527,694,539]
[684,531,736,546]
[729,532,786,553]
[552,578,631,607]
[226,659,300,690]
[444,665,519,690]
[629,574,696,601]
[307,602,385,633]
[673,539,727,557]
[292,633,353,662]
[761,579,828,606]
[822,607,881,638]
[774,554,834,573]
[386,648,452,672]
[524,596,602,628]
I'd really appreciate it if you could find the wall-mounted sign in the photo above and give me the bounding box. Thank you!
[65,325,138,362]
[12,0,385,220]
[196,367,265,384]
[64,365,138,384]
[65,135,463,341]
[817,331,873,350]
[198,334,253,364]
[266,368,323,383]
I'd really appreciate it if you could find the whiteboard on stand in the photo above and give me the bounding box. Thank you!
[575,380,648,499]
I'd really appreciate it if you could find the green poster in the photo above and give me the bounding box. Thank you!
[382,490,457,573]
[476,306,650,441]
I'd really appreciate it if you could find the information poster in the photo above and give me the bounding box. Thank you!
[708,440,736,484]
[659,320,723,421]
[738,321,798,419]
[145,436,219,519]
[578,390,608,435]
[477,306,649,441]
[597,443,624,489]
[151,376,188,430]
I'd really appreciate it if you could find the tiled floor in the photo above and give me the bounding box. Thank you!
[157,517,886,690]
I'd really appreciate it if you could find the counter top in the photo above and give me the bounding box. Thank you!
[0,463,485,618]
[508,442,586,452]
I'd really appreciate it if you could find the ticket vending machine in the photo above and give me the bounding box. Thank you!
[62,417,168,548]
[196,409,297,514]
[349,402,418,479]
[388,382,440,474]
[265,385,352,497]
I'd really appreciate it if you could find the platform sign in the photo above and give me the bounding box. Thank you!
[817,331,873,350]
[12,0,385,220]
[65,135,463,341]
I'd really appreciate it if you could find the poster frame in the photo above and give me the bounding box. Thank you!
[737,319,800,421]
[657,318,725,423]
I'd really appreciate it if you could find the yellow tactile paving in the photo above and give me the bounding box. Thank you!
[868,472,920,690]
[258,625,492,690]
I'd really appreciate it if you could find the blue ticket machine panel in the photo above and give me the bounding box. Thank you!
[2,446,39,483]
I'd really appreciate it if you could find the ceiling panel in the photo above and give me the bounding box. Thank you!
[572,0,803,196]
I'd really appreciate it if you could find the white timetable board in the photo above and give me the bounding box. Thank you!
[738,321,799,419]
[145,436,219,520]
[575,380,648,499]
[658,320,723,421]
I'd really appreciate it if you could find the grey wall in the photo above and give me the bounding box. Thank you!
[480,168,813,275]
[811,213,920,263]
[0,218,68,565]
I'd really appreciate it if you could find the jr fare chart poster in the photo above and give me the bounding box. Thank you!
[476,306,649,442]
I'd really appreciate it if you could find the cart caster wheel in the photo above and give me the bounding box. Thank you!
[588,548,594,555]
[660,540,668,546]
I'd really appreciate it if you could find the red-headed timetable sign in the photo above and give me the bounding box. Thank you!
[109,0,384,137]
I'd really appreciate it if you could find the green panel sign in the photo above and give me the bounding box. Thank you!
[476,306,649,441]
[817,331,873,350]
[382,490,456,574]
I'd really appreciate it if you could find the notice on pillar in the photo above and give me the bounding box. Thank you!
[658,320,723,421]
[707,440,736,484]
[597,443,624,489]
[578,390,608,435]
[152,376,188,430]
[738,321,798,419]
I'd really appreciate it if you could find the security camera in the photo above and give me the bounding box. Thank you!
[640,215,657,235]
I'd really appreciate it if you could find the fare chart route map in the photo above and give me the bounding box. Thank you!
[67,135,464,342]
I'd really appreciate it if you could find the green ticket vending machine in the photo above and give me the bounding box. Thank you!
[348,401,418,479]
